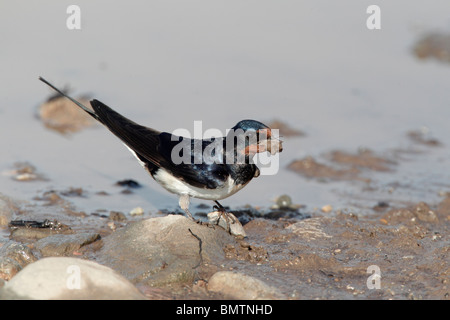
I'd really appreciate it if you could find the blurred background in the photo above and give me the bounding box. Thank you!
[1,0,450,215]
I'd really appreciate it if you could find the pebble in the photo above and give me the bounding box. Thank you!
[321,204,333,213]
[0,257,146,299]
[129,207,144,216]
[207,271,285,299]
[109,211,127,221]
[275,194,292,209]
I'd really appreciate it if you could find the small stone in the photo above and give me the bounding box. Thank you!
[275,194,292,209]
[129,207,144,216]
[109,211,127,221]
[207,211,247,237]
[321,205,333,213]
[207,271,285,299]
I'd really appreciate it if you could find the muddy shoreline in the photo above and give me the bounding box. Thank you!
[0,104,449,299]
[0,156,448,299]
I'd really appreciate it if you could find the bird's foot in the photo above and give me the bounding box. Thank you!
[183,207,215,229]
[212,206,237,234]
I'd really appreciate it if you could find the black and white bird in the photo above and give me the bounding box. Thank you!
[39,77,283,221]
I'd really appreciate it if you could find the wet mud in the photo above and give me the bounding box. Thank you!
[1,99,449,299]
[1,122,448,299]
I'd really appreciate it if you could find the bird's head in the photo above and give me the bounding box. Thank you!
[229,120,283,157]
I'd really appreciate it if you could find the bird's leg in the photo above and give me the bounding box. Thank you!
[179,194,195,220]
[213,201,237,233]
[179,194,214,228]
[213,200,225,212]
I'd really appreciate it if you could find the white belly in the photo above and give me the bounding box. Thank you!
[152,168,246,200]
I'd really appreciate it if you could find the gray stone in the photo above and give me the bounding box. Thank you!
[97,215,237,286]
[0,257,146,299]
[207,271,286,300]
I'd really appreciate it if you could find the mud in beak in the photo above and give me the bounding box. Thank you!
[265,138,283,155]
[257,128,283,155]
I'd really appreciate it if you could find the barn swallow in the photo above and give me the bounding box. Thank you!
[38,77,283,222]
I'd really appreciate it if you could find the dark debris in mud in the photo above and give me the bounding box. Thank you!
[115,179,142,189]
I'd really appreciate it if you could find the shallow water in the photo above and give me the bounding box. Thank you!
[1,1,450,217]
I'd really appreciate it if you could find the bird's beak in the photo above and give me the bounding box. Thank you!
[243,128,283,156]
[265,137,283,154]
[257,128,283,155]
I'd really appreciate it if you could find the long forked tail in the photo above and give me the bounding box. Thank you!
[38,76,99,121]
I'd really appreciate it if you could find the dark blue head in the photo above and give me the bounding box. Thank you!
[232,120,270,132]
[229,119,283,155]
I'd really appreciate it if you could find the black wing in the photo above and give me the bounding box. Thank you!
[38,77,230,189]
[90,100,229,189]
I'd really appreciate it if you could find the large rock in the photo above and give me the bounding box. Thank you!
[97,215,237,286]
[207,271,285,299]
[0,257,146,300]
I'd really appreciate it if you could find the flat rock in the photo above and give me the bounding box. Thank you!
[34,233,101,256]
[97,215,237,287]
[207,271,285,300]
[0,257,145,299]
